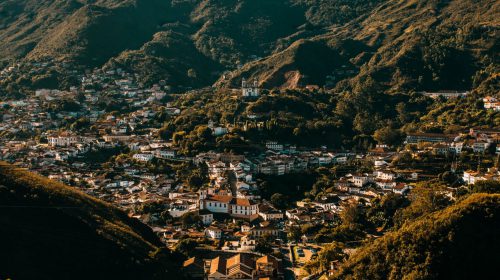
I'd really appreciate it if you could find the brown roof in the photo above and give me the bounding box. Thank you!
[394,183,407,190]
[226,254,254,269]
[206,226,222,232]
[226,254,241,268]
[207,195,233,203]
[209,257,226,275]
[256,255,277,265]
[231,198,256,206]
[183,257,195,267]
[183,257,203,268]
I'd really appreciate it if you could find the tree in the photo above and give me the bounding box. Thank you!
[353,112,376,135]
[158,125,173,140]
[180,212,201,228]
[396,102,410,124]
[470,180,500,194]
[160,210,173,224]
[255,234,274,254]
[366,193,409,229]
[287,226,302,243]
[188,173,204,189]
[196,125,213,141]
[439,171,458,185]
[175,238,197,256]
[394,184,451,227]
[270,193,288,209]
[138,201,164,214]
[340,203,364,229]
[303,243,346,274]
[187,68,197,78]
[173,131,186,145]
[70,117,90,131]
[373,126,403,146]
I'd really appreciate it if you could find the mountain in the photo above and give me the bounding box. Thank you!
[0,161,179,280]
[0,0,497,90]
[0,0,170,63]
[332,193,500,280]
[0,0,385,88]
[221,0,499,91]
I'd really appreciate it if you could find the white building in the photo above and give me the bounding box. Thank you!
[133,153,154,162]
[208,120,228,136]
[156,150,176,159]
[201,195,259,220]
[374,170,396,180]
[201,195,232,213]
[242,79,260,97]
[152,91,166,100]
[205,226,222,239]
[483,96,500,111]
[472,142,490,153]
[48,136,80,147]
[266,141,283,151]
[463,170,483,185]
[168,207,192,218]
[230,198,259,219]
[351,174,374,187]
[199,210,214,225]
[213,127,228,136]
[421,90,469,99]
[258,203,283,221]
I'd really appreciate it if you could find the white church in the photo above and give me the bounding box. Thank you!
[241,78,260,97]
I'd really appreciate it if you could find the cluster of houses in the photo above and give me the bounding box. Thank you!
[183,254,283,280]
[405,128,500,155]
[483,96,500,111]
[2,61,499,280]
[463,167,500,185]
[202,148,349,183]
[0,63,180,143]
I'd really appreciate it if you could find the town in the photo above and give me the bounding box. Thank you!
[1,61,499,280]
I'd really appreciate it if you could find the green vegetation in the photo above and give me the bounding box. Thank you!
[470,180,500,194]
[414,91,500,133]
[332,193,500,280]
[303,243,346,274]
[255,234,275,254]
[0,161,179,280]
[4,0,496,92]
[160,86,437,153]
[174,238,198,257]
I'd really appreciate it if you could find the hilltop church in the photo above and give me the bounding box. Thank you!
[241,79,260,97]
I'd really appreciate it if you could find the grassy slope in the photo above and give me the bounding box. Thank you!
[333,193,500,280]
[222,0,499,91]
[0,161,178,280]
[26,0,172,66]
[0,0,83,60]
[0,0,497,90]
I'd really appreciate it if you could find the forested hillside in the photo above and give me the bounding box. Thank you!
[332,193,500,280]
[221,0,499,92]
[2,0,496,91]
[0,162,179,280]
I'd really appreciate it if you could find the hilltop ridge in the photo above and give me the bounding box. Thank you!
[3,0,495,92]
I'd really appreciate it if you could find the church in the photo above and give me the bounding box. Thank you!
[241,78,260,97]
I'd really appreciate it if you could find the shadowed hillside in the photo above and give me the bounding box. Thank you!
[0,162,179,280]
[332,193,500,280]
